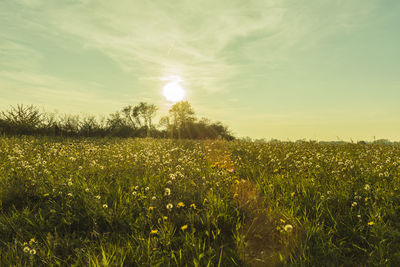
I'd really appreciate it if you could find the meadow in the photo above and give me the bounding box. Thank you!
[0,136,400,266]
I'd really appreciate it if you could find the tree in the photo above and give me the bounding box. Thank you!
[168,101,196,139]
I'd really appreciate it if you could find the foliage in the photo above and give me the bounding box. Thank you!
[0,137,399,266]
[0,103,233,140]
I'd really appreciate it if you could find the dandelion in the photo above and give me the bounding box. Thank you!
[284,224,293,232]
[103,204,108,209]
[368,221,375,226]
[150,229,158,235]
[190,203,197,209]
[166,203,173,210]
[29,238,36,245]
[164,188,171,196]
[181,225,188,231]
[177,202,185,208]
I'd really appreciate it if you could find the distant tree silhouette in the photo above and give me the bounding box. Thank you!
[0,102,234,140]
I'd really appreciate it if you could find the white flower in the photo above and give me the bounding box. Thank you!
[67,193,73,197]
[145,187,150,191]
[95,195,101,200]
[164,188,171,196]
[284,224,293,232]
[166,203,173,210]
[352,202,358,207]
[151,196,156,200]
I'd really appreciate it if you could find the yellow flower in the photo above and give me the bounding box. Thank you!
[163,216,168,220]
[150,229,158,235]
[29,238,36,245]
[233,193,238,198]
[177,202,185,208]
[149,206,154,211]
[291,192,295,197]
[368,221,375,226]
[23,246,30,253]
[280,219,286,223]
[29,249,36,255]
[166,203,173,210]
[181,225,188,231]
[190,203,197,209]
[43,193,49,197]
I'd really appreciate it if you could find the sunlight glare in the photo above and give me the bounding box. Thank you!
[162,81,185,102]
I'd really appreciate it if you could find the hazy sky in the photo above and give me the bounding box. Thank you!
[1,0,399,141]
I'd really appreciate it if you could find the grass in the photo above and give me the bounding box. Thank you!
[0,136,400,266]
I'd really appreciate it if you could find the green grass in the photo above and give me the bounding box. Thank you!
[0,136,400,266]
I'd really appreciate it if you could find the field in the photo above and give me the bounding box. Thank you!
[1,137,400,266]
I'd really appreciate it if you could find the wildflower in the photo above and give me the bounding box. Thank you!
[29,238,36,245]
[357,214,361,219]
[151,196,156,200]
[164,188,171,196]
[85,188,90,192]
[280,219,286,223]
[233,193,238,198]
[364,184,371,191]
[368,221,375,226]
[149,206,154,211]
[190,203,197,209]
[132,191,137,196]
[134,185,139,190]
[50,209,56,213]
[145,187,150,191]
[163,216,168,220]
[43,193,49,197]
[95,195,101,200]
[291,192,295,197]
[181,225,188,231]
[68,181,73,186]
[284,224,293,232]
[352,202,358,207]
[150,229,158,235]
[23,246,30,253]
[29,249,36,255]
[67,193,73,197]
[103,204,108,209]
[166,203,173,210]
[177,202,185,208]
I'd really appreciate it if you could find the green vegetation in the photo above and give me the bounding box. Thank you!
[0,102,234,140]
[1,137,400,266]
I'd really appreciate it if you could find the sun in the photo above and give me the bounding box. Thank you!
[162,81,185,102]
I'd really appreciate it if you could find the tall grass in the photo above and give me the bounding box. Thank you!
[0,136,399,266]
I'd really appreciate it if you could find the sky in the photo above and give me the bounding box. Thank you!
[1,0,399,141]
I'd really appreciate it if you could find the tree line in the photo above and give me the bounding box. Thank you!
[0,102,234,140]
